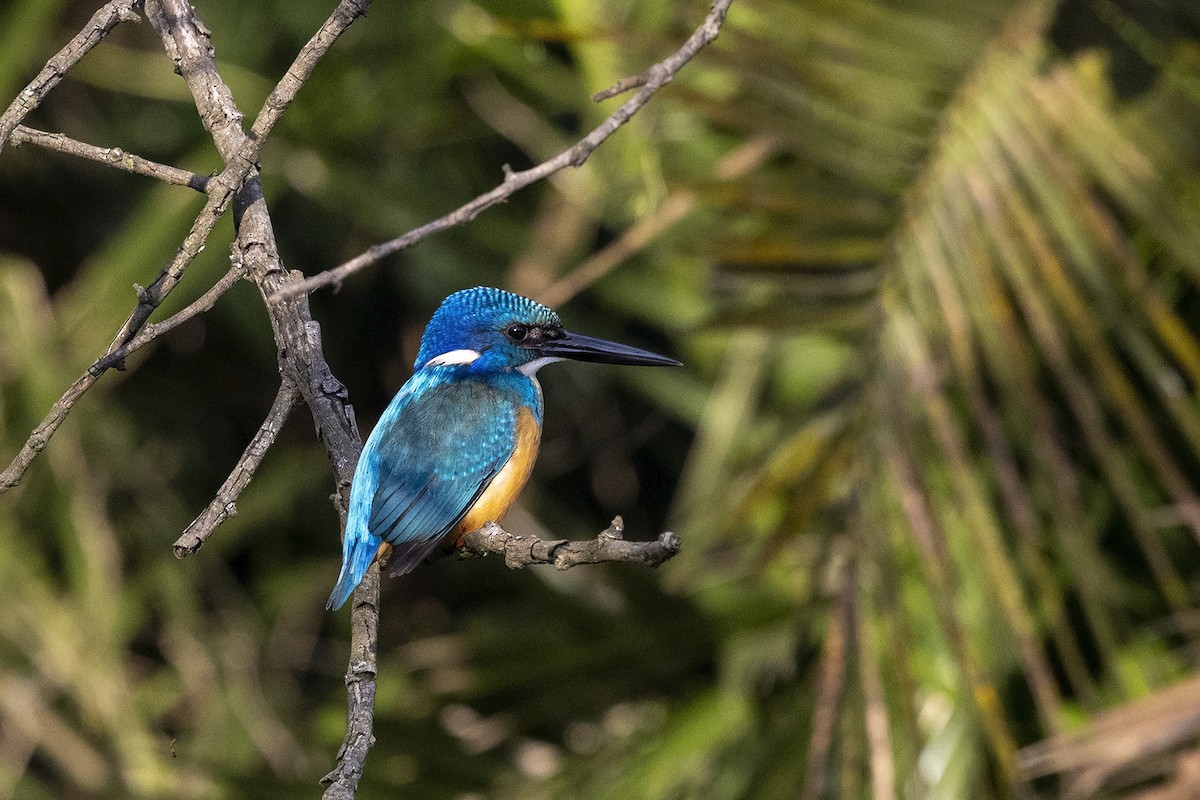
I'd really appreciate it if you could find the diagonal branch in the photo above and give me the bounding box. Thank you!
[173,378,301,557]
[591,73,652,103]
[269,0,735,303]
[0,162,246,495]
[0,0,142,154]
[246,0,372,143]
[0,372,101,492]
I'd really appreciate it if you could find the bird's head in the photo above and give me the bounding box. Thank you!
[415,287,680,374]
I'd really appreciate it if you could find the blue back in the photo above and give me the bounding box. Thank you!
[365,366,543,550]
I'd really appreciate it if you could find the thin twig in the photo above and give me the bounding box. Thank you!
[10,126,210,190]
[592,74,648,102]
[94,165,246,363]
[270,0,735,303]
[458,516,681,570]
[0,0,142,154]
[173,379,301,557]
[246,0,372,144]
[539,134,776,307]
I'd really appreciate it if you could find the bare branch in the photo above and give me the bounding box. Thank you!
[91,0,374,355]
[140,0,371,469]
[459,516,681,570]
[270,0,736,303]
[321,564,380,800]
[93,171,242,368]
[2,3,700,797]
[173,379,301,557]
[247,0,373,143]
[592,74,649,102]
[107,0,374,351]
[0,0,142,154]
[10,126,210,189]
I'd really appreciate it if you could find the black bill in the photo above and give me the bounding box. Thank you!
[537,331,682,367]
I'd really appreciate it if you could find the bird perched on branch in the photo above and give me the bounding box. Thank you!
[327,286,680,610]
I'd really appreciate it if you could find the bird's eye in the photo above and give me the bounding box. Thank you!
[506,324,529,342]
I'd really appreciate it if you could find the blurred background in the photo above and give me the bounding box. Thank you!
[2,0,1200,798]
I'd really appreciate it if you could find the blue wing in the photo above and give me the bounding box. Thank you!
[326,374,517,609]
[369,380,516,554]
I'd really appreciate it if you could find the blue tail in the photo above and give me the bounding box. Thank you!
[326,529,379,611]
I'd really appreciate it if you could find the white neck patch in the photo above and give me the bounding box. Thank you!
[425,349,481,367]
[517,356,564,376]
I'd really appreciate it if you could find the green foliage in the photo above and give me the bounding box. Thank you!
[5,0,1200,798]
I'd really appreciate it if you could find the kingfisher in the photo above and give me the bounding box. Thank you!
[326,286,680,610]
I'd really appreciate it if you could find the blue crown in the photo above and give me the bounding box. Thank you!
[414,287,561,368]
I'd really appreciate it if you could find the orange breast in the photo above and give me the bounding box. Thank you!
[454,405,541,541]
